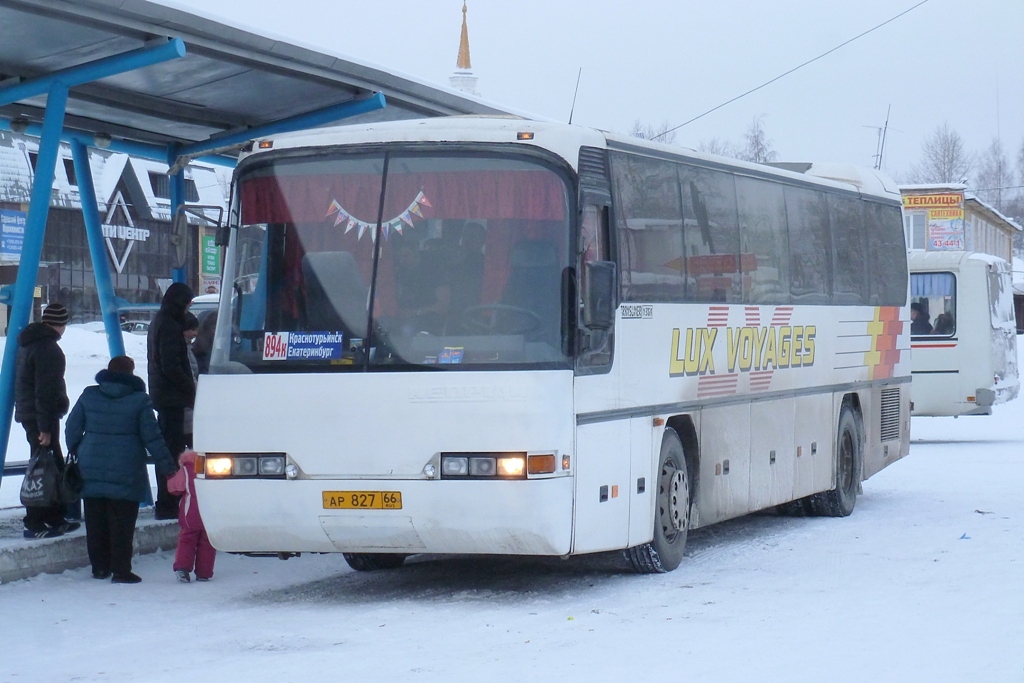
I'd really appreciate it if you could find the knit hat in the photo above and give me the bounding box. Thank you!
[41,303,69,326]
[107,355,135,374]
[183,312,199,331]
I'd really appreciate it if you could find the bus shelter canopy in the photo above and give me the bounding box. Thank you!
[0,0,514,162]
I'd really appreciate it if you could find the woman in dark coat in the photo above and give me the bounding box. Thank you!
[66,356,178,584]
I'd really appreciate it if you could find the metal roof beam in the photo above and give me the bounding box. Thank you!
[1,117,235,167]
[0,37,186,107]
[173,92,387,168]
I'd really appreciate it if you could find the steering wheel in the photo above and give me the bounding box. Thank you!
[461,304,542,335]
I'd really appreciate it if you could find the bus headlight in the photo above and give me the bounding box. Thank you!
[259,455,286,476]
[498,456,526,477]
[233,457,258,476]
[206,457,233,478]
[440,453,532,479]
[441,456,469,477]
[468,457,496,476]
[202,453,288,479]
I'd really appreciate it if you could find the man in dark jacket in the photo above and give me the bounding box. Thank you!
[14,302,80,539]
[147,282,195,519]
[66,355,178,583]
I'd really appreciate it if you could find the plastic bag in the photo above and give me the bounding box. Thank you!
[60,453,85,505]
[20,447,60,508]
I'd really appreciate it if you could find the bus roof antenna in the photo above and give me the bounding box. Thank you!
[568,68,582,125]
[876,104,891,170]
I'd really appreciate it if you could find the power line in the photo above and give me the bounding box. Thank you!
[971,184,1024,192]
[653,0,931,139]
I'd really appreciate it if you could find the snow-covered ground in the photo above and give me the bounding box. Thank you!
[1,325,1022,682]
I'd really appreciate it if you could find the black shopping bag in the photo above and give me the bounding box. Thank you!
[20,447,60,508]
[60,453,84,505]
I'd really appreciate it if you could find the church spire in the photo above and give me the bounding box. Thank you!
[456,2,472,70]
[449,1,480,96]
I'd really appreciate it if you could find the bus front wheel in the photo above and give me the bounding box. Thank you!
[624,430,690,573]
[343,553,407,571]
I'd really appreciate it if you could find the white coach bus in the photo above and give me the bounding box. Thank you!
[908,250,1019,416]
[194,117,911,573]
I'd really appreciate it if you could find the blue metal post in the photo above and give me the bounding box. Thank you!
[170,169,187,285]
[70,140,126,358]
[0,83,68,479]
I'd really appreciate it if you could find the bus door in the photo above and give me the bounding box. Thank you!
[572,196,634,554]
[985,258,1019,406]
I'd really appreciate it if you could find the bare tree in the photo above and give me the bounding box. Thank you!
[630,119,677,145]
[737,115,777,164]
[907,122,972,184]
[697,137,738,158]
[1009,137,1024,255]
[974,138,1011,212]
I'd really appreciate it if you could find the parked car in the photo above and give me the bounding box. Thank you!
[120,321,149,335]
[190,292,219,326]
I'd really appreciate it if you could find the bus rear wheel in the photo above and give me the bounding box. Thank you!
[343,553,407,571]
[624,430,690,573]
[809,403,862,517]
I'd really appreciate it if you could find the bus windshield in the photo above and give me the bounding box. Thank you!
[226,151,573,372]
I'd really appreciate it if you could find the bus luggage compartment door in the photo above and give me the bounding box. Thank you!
[572,420,630,554]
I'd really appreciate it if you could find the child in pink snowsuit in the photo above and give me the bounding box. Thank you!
[168,450,215,582]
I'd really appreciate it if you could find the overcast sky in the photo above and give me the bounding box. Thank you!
[166,0,1023,186]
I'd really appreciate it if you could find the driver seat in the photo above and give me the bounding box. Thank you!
[501,240,561,341]
[302,251,369,335]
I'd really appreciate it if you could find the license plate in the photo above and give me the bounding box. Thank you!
[322,491,403,510]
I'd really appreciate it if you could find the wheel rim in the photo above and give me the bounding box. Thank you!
[659,459,687,541]
[838,427,854,493]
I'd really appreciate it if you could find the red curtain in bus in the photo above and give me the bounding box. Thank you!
[239,171,566,225]
[240,170,567,323]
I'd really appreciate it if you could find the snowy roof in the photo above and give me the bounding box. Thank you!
[898,183,968,192]
[0,131,227,221]
[964,193,1023,232]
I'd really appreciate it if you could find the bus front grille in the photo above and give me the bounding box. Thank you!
[880,388,901,442]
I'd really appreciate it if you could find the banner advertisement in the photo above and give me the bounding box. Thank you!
[0,208,27,262]
[902,193,965,251]
[200,234,221,294]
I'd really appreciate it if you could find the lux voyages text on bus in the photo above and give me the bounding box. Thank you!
[670,325,817,377]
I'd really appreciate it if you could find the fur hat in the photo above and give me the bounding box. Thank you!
[107,355,135,374]
[40,303,69,326]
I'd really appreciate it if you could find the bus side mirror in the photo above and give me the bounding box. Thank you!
[215,225,231,247]
[583,261,617,330]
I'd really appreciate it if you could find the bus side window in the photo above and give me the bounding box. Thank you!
[910,271,956,337]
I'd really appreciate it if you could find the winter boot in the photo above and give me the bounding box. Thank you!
[111,572,142,584]
[23,527,63,539]
[49,521,81,534]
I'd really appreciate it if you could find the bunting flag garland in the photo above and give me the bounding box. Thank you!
[325,191,430,241]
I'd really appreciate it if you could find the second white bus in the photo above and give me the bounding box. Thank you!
[909,250,1019,416]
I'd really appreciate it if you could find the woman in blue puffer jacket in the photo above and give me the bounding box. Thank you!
[66,355,178,584]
